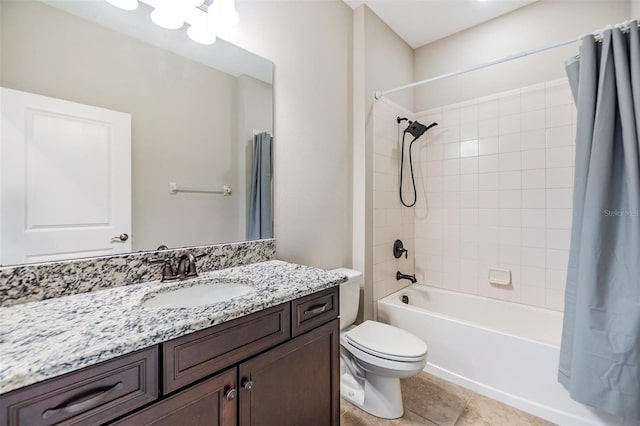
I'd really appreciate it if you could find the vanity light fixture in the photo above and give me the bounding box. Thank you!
[105,0,239,45]
[105,0,139,10]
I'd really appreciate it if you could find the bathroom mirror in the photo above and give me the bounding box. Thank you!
[0,0,274,266]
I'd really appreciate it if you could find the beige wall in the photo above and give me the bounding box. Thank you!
[364,6,414,112]
[633,0,640,17]
[226,1,354,269]
[1,1,246,251]
[351,5,415,320]
[413,0,631,110]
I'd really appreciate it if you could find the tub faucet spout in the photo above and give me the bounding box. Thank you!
[396,271,417,283]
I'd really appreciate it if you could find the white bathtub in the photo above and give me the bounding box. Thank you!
[377,285,629,426]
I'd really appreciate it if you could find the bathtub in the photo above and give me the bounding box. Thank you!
[377,285,628,426]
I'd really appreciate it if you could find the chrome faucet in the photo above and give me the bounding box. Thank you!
[149,251,199,282]
[396,271,417,283]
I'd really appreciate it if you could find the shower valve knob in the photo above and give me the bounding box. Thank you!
[393,240,408,259]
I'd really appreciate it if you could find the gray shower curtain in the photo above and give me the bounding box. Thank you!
[248,132,273,240]
[559,21,639,419]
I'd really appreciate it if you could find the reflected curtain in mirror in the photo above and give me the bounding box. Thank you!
[248,132,273,240]
[559,21,640,420]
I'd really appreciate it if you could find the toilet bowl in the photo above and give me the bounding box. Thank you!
[332,268,428,419]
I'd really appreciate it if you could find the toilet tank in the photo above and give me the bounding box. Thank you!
[331,268,363,330]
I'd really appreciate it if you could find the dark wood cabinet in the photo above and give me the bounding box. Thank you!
[113,368,237,426]
[239,319,340,426]
[0,287,339,426]
[163,303,290,394]
[0,347,158,426]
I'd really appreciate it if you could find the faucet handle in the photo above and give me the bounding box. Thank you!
[148,258,176,282]
[393,240,408,259]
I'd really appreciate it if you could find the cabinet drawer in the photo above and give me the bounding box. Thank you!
[114,368,237,426]
[291,287,339,337]
[0,346,158,426]
[163,303,290,394]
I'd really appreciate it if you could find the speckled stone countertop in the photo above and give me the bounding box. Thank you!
[0,260,347,395]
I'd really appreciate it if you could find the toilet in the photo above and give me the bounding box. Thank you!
[333,268,428,419]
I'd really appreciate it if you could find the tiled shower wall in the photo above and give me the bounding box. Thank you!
[414,79,576,311]
[372,99,415,304]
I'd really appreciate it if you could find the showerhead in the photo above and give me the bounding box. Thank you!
[404,120,438,139]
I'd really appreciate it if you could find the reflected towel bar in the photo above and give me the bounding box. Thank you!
[169,182,232,196]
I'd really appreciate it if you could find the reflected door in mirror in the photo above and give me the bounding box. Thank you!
[0,88,132,265]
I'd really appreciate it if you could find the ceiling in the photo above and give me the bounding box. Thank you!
[344,0,539,48]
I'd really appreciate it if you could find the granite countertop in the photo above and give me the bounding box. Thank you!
[0,260,347,395]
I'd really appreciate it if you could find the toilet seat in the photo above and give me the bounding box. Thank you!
[344,321,427,362]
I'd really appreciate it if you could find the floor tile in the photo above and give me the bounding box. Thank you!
[340,372,555,426]
[455,393,556,426]
[401,373,473,426]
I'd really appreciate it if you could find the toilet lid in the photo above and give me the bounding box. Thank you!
[344,321,427,362]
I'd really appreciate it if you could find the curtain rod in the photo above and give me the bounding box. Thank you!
[374,19,638,100]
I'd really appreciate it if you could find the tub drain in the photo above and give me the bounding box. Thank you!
[401,295,409,304]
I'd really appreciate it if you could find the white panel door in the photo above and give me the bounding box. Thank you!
[0,87,131,265]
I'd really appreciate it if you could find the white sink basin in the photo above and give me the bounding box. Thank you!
[141,279,255,309]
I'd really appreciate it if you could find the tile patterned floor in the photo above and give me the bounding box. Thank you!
[340,372,556,426]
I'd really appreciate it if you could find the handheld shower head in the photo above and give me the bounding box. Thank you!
[404,120,438,139]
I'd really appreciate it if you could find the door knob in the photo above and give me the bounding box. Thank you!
[224,387,237,401]
[111,233,129,242]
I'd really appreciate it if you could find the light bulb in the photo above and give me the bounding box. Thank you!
[105,0,138,11]
[150,4,184,29]
[187,25,217,45]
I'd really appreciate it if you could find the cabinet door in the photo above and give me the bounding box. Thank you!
[238,319,339,426]
[114,368,237,426]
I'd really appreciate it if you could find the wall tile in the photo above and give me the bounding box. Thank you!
[521,84,545,112]
[522,189,546,209]
[479,154,500,173]
[521,149,546,170]
[500,171,522,190]
[521,109,545,131]
[499,114,521,135]
[478,191,500,209]
[500,190,522,208]
[546,167,573,188]
[460,139,479,157]
[522,169,546,189]
[521,129,546,151]
[479,173,500,191]
[412,79,575,311]
[460,122,479,141]
[460,157,479,175]
[479,118,499,137]
[479,137,499,155]
[546,125,573,147]
[499,152,521,171]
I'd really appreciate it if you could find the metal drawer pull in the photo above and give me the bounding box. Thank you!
[241,378,253,391]
[42,382,123,419]
[225,387,237,401]
[304,303,328,315]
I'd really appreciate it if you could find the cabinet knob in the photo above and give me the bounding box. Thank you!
[241,378,253,391]
[224,387,237,401]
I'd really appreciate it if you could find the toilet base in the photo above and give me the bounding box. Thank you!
[340,370,404,419]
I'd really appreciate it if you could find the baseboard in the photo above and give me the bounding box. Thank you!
[423,363,601,426]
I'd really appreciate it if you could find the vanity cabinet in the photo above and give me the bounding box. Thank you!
[113,368,237,426]
[239,319,339,426]
[0,286,340,426]
[0,347,158,426]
